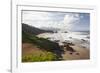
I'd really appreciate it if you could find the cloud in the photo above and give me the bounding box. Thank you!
[62,13,80,30]
[22,11,81,31]
[23,11,51,21]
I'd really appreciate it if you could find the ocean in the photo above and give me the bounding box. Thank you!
[37,31,90,49]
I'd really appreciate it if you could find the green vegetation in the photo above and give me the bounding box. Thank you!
[22,31,62,62]
[22,31,61,52]
[22,51,58,62]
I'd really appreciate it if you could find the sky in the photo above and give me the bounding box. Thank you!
[22,10,90,31]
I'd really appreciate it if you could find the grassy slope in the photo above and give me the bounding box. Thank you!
[22,31,61,51]
[22,31,63,62]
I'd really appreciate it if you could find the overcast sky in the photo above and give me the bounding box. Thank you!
[22,10,90,31]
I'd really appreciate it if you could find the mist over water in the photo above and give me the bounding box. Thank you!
[37,30,90,49]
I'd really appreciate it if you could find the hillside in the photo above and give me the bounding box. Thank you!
[22,23,53,35]
[22,23,64,62]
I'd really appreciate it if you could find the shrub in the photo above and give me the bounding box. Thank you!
[22,51,58,62]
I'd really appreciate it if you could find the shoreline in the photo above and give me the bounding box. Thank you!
[37,32,90,60]
[62,44,90,60]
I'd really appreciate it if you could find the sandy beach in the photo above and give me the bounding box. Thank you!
[37,32,90,60]
[62,44,90,60]
[22,43,90,61]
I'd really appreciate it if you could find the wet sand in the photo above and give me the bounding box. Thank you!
[62,44,90,60]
